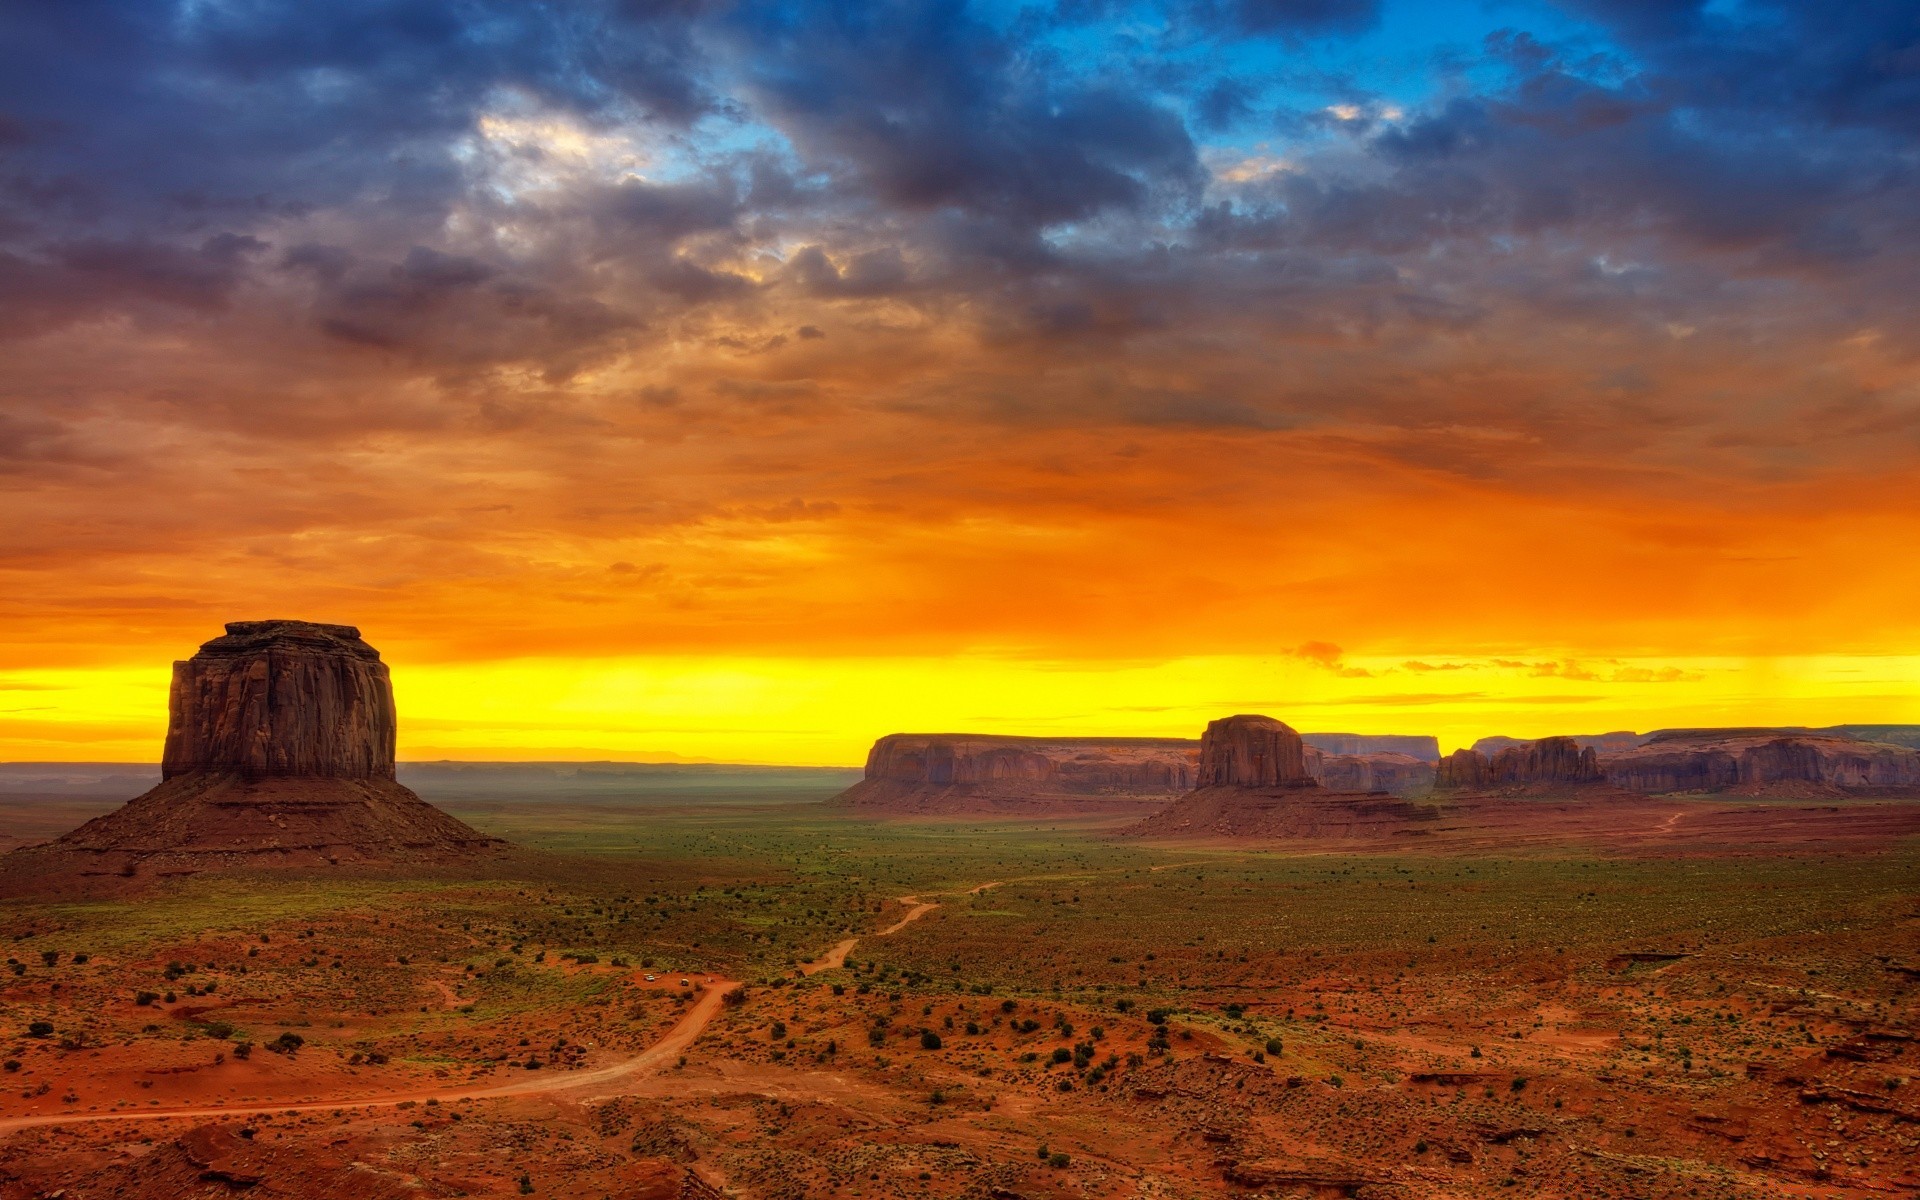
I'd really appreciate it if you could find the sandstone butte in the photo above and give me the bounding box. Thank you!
[1124,715,1436,840]
[4,620,501,884]
[832,726,1442,814]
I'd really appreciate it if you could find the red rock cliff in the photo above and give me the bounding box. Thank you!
[1196,715,1313,788]
[860,734,1198,791]
[3,620,501,883]
[1435,736,1601,790]
[1600,731,1920,793]
[161,620,396,781]
[1309,751,1436,796]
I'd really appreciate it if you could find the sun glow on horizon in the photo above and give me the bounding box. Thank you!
[8,651,1920,768]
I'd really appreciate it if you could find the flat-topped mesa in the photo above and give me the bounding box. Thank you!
[1301,733,1441,763]
[836,734,1200,815]
[1309,750,1436,797]
[162,620,396,781]
[1600,730,1920,794]
[1435,736,1602,791]
[1197,714,1314,788]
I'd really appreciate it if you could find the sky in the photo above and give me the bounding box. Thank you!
[3,0,1919,765]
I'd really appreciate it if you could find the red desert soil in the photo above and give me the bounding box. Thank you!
[0,887,969,1136]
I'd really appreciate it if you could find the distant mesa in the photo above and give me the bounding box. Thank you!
[832,733,1200,816]
[1308,750,1434,797]
[1472,731,1643,757]
[1126,714,1436,840]
[1302,732,1440,763]
[831,722,1447,816]
[1600,729,1920,796]
[1435,736,1604,792]
[4,620,502,884]
[1441,728,1920,797]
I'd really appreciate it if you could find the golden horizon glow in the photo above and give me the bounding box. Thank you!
[9,651,1920,767]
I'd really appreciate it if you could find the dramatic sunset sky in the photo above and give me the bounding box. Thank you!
[3,0,1918,764]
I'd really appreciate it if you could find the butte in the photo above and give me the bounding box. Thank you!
[1126,714,1435,840]
[3,620,502,884]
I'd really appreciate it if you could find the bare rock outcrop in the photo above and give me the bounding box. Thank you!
[1474,731,1644,757]
[1435,736,1602,792]
[1434,748,1489,790]
[1196,714,1314,788]
[833,734,1200,815]
[1129,714,1436,840]
[1600,730,1920,795]
[5,620,502,883]
[160,620,397,779]
[1309,750,1436,796]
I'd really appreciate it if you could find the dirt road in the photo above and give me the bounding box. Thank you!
[0,884,963,1135]
[0,979,740,1136]
[800,892,940,974]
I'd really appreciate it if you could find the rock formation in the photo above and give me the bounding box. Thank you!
[160,620,398,779]
[6,620,502,881]
[1473,731,1644,757]
[1196,714,1314,788]
[1434,748,1488,790]
[1308,750,1436,796]
[833,734,1200,815]
[1434,736,1603,792]
[1128,714,1436,840]
[1599,730,1920,795]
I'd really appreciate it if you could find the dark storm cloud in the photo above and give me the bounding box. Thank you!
[0,0,1913,442]
[735,0,1203,234]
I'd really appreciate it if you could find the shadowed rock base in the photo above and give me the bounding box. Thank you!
[1124,784,1437,840]
[1,619,503,889]
[18,773,502,876]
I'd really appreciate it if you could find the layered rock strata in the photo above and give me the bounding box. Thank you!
[1128,714,1435,839]
[9,621,501,880]
[1436,736,1603,791]
[1308,750,1436,797]
[160,620,397,780]
[1196,714,1314,788]
[833,734,1201,814]
[1599,731,1920,795]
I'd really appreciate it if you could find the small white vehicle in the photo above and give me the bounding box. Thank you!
[680,979,691,987]
[643,974,656,982]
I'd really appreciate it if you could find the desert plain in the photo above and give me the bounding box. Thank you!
[0,765,1913,1200]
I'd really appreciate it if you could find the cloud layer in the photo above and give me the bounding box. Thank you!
[2,0,1918,686]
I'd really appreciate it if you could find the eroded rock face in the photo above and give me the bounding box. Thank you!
[1309,751,1436,796]
[1196,715,1313,788]
[1600,731,1920,794]
[861,734,1198,790]
[1490,736,1602,785]
[1434,748,1488,790]
[1301,733,1441,762]
[161,620,396,780]
[1435,737,1600,790]
[3,620,502,884]
[836,734,1200,814]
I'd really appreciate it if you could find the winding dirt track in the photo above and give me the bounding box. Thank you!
[0,978,741,1136]
[800,892,939,975]
[0,889,954,1136]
